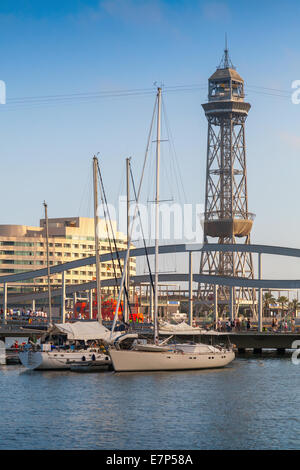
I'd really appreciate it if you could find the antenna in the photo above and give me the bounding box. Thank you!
[218,34,235,69]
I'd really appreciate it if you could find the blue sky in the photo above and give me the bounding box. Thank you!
[1,0,300,279]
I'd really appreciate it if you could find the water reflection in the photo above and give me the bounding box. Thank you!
[0,358,299,449]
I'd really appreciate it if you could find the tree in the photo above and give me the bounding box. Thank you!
[263,292,275,316]
[288,299,300,318]
[277,296,289,317]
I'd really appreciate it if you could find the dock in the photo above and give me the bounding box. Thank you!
[130,325,300,354]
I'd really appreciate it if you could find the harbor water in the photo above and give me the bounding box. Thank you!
[0,355,299,450]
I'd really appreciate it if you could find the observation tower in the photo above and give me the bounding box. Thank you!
[199,45,255,315]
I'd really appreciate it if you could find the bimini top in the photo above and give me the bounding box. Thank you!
[52,321,113,342]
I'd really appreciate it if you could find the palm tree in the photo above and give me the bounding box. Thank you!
[288,299,300,318]
[277,296,289,318]
[263,292,275,317]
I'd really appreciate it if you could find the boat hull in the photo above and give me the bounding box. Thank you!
[19,350,111,370]
[109,349,235,372]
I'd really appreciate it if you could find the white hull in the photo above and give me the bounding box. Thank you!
[19,350,111,370]
[109,349,235,372]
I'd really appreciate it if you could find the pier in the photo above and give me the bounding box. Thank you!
[127,324,300,354]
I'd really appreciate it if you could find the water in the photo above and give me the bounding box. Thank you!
[0,356,299,450]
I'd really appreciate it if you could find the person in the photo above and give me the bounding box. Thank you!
[246,318,251,331]
[291,318,296,333]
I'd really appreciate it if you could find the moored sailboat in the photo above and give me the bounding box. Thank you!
[109,87,235,372]
[19,321,112,370]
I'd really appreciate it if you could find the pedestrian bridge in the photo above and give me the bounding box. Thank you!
[1,243,300,332]
[0,242,300,289]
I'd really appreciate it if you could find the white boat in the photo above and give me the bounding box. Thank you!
[110,341,234,372]
[19,347,110,371]
[19,321,121,370]
[109,87,235,373]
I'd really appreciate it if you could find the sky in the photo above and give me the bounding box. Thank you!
[1,0,300,281]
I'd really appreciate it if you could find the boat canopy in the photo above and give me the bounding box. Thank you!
[52,321,114,342]
[159,321,223,336]
[159,321,203,335]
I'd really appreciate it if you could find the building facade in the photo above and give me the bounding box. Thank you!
[0,217,136,294]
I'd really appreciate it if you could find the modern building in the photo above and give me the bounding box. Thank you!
[0,217,136,294]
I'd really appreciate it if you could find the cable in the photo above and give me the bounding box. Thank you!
[130,164,155,297]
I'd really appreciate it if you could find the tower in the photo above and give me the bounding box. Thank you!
[199,46,255,315]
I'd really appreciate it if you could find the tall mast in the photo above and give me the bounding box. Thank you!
[124,157,131,323]
[93,155,102,324]
[154,87,161,344]
[43,201,52,326]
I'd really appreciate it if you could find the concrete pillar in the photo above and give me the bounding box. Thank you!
[258,253,263,333]
[188,251,193,326]
[89,289,93,320]
[61,271,66,323]
[229,286,234,322]
[73,291,77,310]
[214,284,218,327]
[3,283,7,324]
[32,299,36,313]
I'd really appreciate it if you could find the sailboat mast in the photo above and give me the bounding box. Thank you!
[93,155,102,324]
[43,201,52,326]
[154,87,162,344]
[125,157,131,323]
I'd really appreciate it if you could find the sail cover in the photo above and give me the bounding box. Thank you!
[53,321,114,342]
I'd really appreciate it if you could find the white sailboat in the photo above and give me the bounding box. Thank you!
[19,321,112,370]
[19,157,121,371]
[109,87,235,372]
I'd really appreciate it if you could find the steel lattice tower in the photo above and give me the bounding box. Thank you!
[199,47,256,316]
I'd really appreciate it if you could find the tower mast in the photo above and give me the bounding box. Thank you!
[199,46,255,317]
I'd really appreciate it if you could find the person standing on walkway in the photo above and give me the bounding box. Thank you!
[291,318,295,332]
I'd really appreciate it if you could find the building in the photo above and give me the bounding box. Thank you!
[0,217,136,294]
